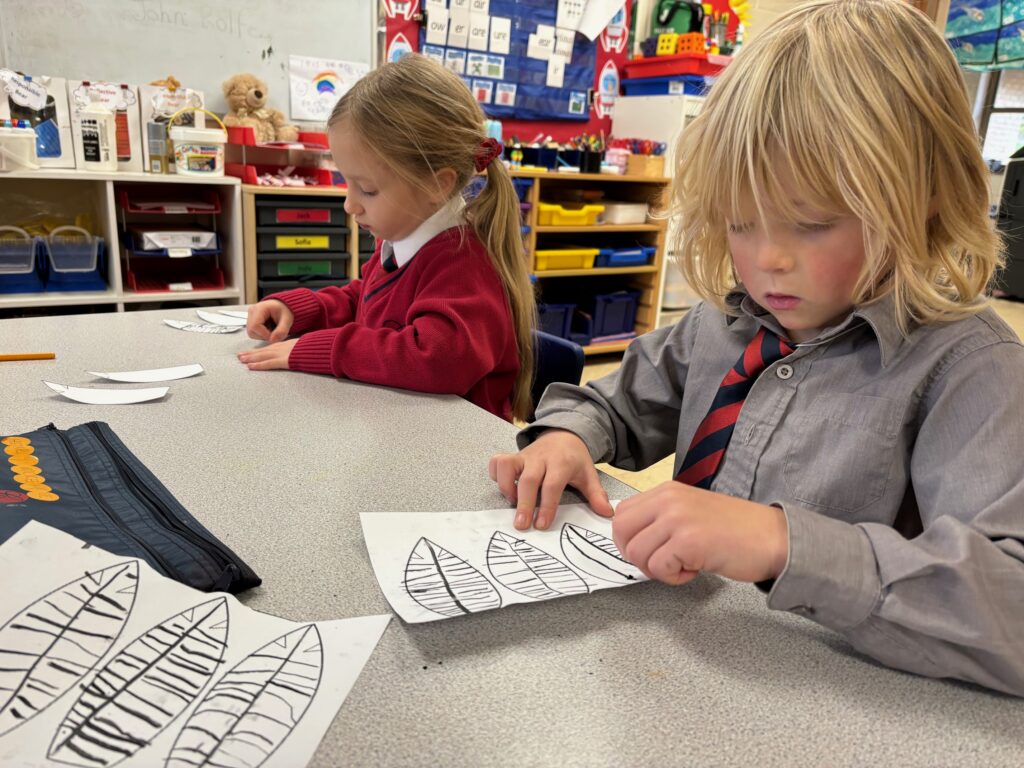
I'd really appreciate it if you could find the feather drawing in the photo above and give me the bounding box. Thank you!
[560,524,646,584]
[402,537,502,618]
[165,624,323,768]
[47,597,229,767]
[486,531,590,600]
[0,561,139,737]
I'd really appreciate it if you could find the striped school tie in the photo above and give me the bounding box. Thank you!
[382,245,399,273]
[675,327,794,489]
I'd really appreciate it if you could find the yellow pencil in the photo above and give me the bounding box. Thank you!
[0,353,56,362]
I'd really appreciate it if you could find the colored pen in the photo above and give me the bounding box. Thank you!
[0,353,56,362]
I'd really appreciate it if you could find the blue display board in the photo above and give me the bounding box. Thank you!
[420,0,596,121]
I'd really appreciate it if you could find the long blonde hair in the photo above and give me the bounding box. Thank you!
[672,0,1002,332]
[329,55,535,420]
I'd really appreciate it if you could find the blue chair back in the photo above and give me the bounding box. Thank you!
[530,330,585,421]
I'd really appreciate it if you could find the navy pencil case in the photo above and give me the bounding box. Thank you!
[1,422,260,593]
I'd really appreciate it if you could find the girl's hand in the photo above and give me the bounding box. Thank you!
[489,429,614,531]
[237,339,299,371]
[246,299,294,342]
[612,482,789,585]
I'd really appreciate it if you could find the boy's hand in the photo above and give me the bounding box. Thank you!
[246,300,294,342]
[489,429,613,531]
[612,482,789,585]
[237,339,299,371]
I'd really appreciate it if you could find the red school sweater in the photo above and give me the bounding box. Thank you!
[266,227,520,421]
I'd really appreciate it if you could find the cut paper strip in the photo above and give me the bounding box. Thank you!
[196,309,248,327]
[361,502,645,623]
[216,309,250,319]
[44,381,169,405]
[164,319,242,334]
[87,363,204,383]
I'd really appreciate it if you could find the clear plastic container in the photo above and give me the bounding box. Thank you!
[46,226,99,272]
[0,226,36,274]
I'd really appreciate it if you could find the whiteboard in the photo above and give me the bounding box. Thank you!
[0,0,373,125]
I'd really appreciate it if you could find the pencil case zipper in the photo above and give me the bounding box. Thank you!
[49,423,246,591]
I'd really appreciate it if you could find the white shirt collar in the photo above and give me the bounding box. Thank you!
[380,196,466,269]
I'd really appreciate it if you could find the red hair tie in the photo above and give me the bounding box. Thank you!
[474,137,503,172]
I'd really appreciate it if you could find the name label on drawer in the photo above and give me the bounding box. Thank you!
[276,235,329,249]
[277,208,330,223]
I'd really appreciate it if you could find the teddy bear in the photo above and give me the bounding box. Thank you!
[221,73,299,143]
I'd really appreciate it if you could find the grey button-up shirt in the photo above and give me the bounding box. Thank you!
[520,290,1024,695]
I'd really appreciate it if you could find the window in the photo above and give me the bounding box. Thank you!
[980,71,1024,163]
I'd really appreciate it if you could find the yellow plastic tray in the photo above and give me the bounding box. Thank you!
[534,247,599,271]
[537,203,606,227]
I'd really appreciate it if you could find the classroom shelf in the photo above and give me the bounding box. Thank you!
[532,266,660,278]
[535,224,664,233]
[0,172,243,313]
[515,170,670,357]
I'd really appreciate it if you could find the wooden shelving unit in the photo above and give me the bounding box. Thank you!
[0,170,243,313]
[514,169,670,356]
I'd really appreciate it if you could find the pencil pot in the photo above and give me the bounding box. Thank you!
[168,107,227,177]
[0,226,44,293]
[579,150,604,174]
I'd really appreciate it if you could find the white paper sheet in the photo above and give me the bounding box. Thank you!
[288,54,369,122]
[360,503,646,623]
[557,0,585,31]
[547,54,567,88]
[216,309,250,319]
[164,319,243,334]
[425,8,449,45]
[0,522,390,768]
[43,381,169,405]
[468,13,490,51]
[87,364,204,383]
[490,16,512,54]
[578,0,625,40]
[448,8,469,48]
[196,309,248,327]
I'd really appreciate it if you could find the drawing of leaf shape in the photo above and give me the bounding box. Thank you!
[0,560,139,737]
[402,537,502,618]
[486,531,590,600]
[165,624,323,768]
[47,597,229,767]
[560,524,646,584]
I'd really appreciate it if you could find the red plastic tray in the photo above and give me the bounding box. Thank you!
[227,126,328,150]
[225,162,338,188]
[122,258,225,293]
[117,188,222,215]
[622,52,729,79]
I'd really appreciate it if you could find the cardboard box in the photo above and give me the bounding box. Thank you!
[0,70,76,168]
[137,85,205,174]
[625,154,666,178]
[68,80,143,173]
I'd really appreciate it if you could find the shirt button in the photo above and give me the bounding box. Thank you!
[776,364,794,380]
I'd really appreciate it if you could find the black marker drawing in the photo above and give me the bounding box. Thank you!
[0,561,139,738]
[486,531,590,600]
[47,597,229,767]
[560,524,645,584]
[165,623,324,768]
[403,537,501,617]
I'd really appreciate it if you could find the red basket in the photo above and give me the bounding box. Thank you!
[623,52,729,79]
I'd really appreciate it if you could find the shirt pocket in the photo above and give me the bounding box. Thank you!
[783,392,903,514]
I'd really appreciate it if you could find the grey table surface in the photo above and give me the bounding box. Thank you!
[1,306,1021,767]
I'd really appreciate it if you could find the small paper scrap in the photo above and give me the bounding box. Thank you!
[196,310,247,327]
[43,381,169,405]
[87,364,204,383]
[214,309,249,319]
[164,320,242,334]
